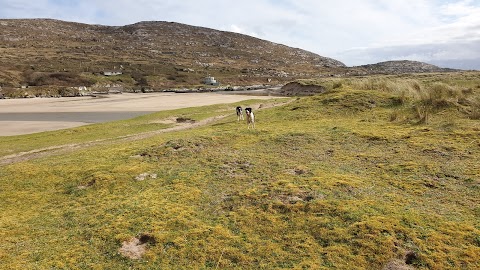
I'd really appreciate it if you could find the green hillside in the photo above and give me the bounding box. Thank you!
[0,73,479,269]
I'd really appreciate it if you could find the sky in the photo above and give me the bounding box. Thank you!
[1,0,479,70]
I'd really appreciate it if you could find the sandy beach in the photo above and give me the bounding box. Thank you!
[0,92,279,136]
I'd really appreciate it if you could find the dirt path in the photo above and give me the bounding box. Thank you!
[0,100,292,166]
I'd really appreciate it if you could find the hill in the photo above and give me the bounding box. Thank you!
[0,19,345,89]
[352,60,456,75]
[0,72,479,269]
[0,19,460,96]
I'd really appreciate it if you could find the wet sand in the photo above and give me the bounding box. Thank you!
[0,92,279,136]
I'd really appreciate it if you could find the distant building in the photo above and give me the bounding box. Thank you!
[75,86,91,96]
[204,76,219,86]
[103,70,123,76]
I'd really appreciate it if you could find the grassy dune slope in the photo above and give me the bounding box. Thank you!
[0,74,479,269]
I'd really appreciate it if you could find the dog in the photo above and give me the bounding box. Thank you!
[245,107,255,129]
[236,106,244,121]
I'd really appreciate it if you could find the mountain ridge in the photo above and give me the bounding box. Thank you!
[353,60,455,74]
[0,19,456,91]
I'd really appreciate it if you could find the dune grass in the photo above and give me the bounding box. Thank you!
[0,73,479,269]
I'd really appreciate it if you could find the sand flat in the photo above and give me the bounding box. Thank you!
[0,92,279,136]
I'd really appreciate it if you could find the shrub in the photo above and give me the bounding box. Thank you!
[389,111,400,122]
[415,104,430,124]
[420,83,462,108]
[332,82,343,89]
[468,98,480,120]
[58,87,79,97]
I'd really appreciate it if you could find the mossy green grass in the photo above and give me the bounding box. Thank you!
[0,73,479,269]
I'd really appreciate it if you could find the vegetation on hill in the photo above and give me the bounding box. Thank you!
[0,19,345,90]
[0,19,458,96]
[0,72,479,269]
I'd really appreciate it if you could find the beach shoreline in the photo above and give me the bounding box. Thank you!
[0,92,280,136]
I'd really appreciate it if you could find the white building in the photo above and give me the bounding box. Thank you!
[204,76,219,85]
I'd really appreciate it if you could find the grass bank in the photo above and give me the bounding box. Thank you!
[0,73,479,269]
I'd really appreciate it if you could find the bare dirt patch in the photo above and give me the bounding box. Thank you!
[119,234,156,260]
[134,173,158,181]
[149,117,177,125]
[382,259,416,270]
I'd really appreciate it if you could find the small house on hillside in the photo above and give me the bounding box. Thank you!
[103,70,123,76]
[203,76,219,86]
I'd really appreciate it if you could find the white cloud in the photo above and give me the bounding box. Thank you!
[335,0,480,68]
[440,0,477,16]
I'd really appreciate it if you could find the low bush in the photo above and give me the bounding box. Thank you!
[26,72,94,86]
[419,82,462,108]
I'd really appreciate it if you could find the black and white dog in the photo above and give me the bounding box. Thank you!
[236,106,244,121]
[245,107,255,129]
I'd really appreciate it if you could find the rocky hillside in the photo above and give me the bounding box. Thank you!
[352,60,456,75]
[0,19,345,89]
[0,19,460,93]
